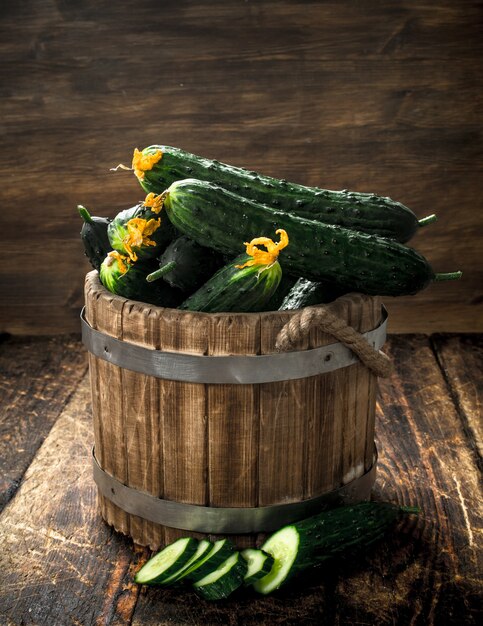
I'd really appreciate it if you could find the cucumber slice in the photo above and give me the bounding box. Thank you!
[241,548,275,585]
[183,538,235,583]
[253,526,301,595]
[162,540,213,586]
[134,537,198,585]
[193,552,248,601]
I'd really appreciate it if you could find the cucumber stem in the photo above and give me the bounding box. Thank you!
[146,261,177,283]
[78,205,93,224]
[418,214,437,227]
[434,271,462,282]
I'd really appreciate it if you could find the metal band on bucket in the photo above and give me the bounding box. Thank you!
[81,306,387,384]
[92,447,378,534]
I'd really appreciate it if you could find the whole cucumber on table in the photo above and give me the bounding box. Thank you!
[78,205,112,272]
[178,229,288,313]
[131,145,436,242]
[160,179,461,297]
[254,501,419,595]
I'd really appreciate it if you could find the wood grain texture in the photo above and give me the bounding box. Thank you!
[0,375,148,626]
[0,333,481,624]
[0,335,87,511]
[0,0,481,334]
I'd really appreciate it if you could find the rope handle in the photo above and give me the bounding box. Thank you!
[275,303,393,378]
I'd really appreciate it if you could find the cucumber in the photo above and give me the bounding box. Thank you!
[279,277,345,310]
[253,502,419,595]
[134,537,198,585]
[108,203,176,262]
[241,548,275,585]
[78,205,112,272]
[99,252,183,308]
[162,179,461,297]
[146,235,224,293]
[183,539,235,583]
[134,144,436,242]
[160,540,213,586]
[178,252,283,313]
[193,552,248,601]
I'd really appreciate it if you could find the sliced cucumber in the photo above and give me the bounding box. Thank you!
[134,537,198,585]
[161,539,213,586]
[241,548,275,585]
[253,526,303,595]
[183,538,235,583]
[193,551,248,601]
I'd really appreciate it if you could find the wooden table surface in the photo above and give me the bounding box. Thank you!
[0,333,481,625]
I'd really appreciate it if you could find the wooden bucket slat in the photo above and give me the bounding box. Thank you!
[84,272,382,550]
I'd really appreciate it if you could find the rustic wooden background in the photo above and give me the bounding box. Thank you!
[0,0,482,335]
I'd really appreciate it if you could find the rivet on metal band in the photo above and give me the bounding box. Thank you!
[92,447,378,534]
[81,306,387,384]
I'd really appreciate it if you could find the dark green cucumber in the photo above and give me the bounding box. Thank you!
[279,277,346,310]
[259,274,298,311]
[108,203,176,262]
[178,252,283,313]
[241,549,275,585]
[134,537,198,585]
[147,235,224,293]
[193,552,247,601]
[254,502,419,595]
[136,144,435,242]
[78,205,112,272]
[99,252,183,308]
[163,179,460,297]
[184,539,236,583]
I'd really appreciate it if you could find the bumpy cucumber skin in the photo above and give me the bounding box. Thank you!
[179,253,283,313]
[108,203,176,260]
[157,235,224,293]
[100,257,183,308]
[139,145,419,242]
[254,502,414,594]
[279,277,346,310]
[80,215,112,272]
[164,179,435,297]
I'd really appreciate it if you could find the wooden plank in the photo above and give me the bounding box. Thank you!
[206,313,260,548]
[0,374,147,626]
[0,1,482,335]
[431,333,483,465]
[0,335,87,511]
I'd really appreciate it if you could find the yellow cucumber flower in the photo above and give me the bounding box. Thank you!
[107,251,130,274]
[132,148,162,181]
[143,192,164,214]
[236,229,289,269]
[123,217,161,262]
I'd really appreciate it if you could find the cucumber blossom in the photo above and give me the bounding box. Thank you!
[133,144,436,242]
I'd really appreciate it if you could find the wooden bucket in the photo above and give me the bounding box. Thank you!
[83,271,386,549]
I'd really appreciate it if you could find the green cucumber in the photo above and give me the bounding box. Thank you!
[78,205,112,272]
[108,203,176,262]
[178,253,282,313]
[99,252,183,308]
[163,179,461,297]
[241,548,275,585]
[136,144,435,242]
[161,540,213,586]
[146,235,224,293]
[253,502,419,595]
[279,277,345,310]
[134,537,198,585]
[183,539,235,583]
[193,552,248,600]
